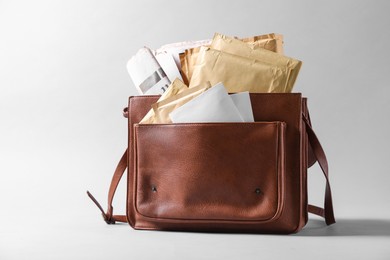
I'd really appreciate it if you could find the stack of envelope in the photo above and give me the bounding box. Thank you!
[127,32,302,123]
[139,79,253,124]
[189,33,301,93]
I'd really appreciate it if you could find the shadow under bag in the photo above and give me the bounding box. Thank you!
[87,93,335,234]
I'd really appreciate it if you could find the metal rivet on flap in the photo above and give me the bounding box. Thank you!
[152,186,157,192]
[255,188,261,195]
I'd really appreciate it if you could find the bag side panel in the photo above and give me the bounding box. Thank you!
[249,93,304,232]
[127,96,160,228]
[299,98,309,229]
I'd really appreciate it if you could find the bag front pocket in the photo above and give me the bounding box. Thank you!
[133,122,286,222]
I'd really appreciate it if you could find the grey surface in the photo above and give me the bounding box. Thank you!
[1,0,389,259]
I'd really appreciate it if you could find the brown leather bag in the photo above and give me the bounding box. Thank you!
[87,93,335,234]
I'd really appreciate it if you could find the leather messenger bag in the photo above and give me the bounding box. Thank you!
[87,93,335,234]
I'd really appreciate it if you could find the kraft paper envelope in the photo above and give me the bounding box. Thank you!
[152,83,211,124]
[180,33,283,84]
[210,33,302,92]
[230,92,254,122]
[241,33,284,54]
[169,83,244,123]
[189,47,290,93]
[139,78,188,124]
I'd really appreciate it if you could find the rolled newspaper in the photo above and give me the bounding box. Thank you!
[127,47,171,95]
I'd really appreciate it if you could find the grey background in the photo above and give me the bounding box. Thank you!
[1,0,389,259]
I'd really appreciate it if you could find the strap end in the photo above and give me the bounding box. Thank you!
[86,191,115,224]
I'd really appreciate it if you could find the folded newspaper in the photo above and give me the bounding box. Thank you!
[126,47,171,95]
[127,40,210,95]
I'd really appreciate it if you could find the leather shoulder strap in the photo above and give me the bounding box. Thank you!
[304,114,336,225]
[87,150,128,224]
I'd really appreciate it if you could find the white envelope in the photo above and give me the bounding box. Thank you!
[230,92,254,122]
[169,82,244,123]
